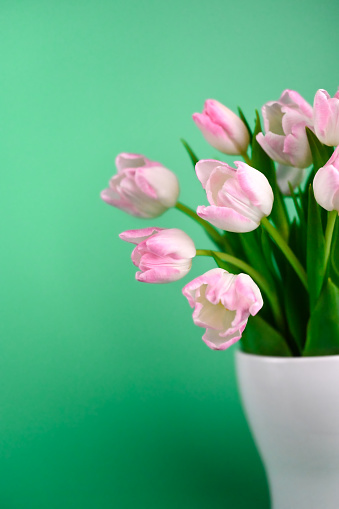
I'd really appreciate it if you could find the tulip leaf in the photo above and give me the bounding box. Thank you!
[237,107,253,144]
[330,220,339,287]
[240,314,292,357]
[282,220,309,351]
[303,278,339,356]
[307,185,326,312]
[305,127,333,173]
[251,110,290,240]
[180,139,199,168]
[210,251,241,275]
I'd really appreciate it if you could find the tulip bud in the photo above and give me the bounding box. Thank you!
[195,159,274,233]
[256,89,314,168]
[119,227,196,283]
[313,147,339,212]
[192,99,250,155]
[276,164,306,195]
[314,88,339,147]
[101,153,179,218]
[182,268,263,350]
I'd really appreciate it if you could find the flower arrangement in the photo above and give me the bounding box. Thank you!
[101,89,339,357]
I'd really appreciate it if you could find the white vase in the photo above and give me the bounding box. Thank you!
[236,350,339,509]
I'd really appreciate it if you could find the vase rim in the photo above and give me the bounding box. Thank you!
[236,349,339,363]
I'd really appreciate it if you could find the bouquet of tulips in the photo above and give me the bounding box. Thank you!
[101,89,339,357]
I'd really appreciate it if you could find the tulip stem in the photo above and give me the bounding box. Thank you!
[175,202,232,252]
[196,249,284,331]
[261,217,308,290]
[324,210,337,274]
[241,152,252,165]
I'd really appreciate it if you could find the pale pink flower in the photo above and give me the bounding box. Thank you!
[192,99,250,155]
[101,153,179,218]
[182,268,263,350]
[119,227,196,283]
[276,164,306,195]
[314,88,339,147]
[313,146,339,212]
[256,89,314,168]
[195,159,273,232]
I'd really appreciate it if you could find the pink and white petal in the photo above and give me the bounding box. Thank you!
[197,205,258,233]
[142,166,180,207]
[313,165,339,211]
[280,89,313,119]
[205,164,234,205]
[202,327,242,350]
[145,229,196,259]
[256,132,288,165]
[115,153,150,172]
[195,159,225,188]
[314,89,331,141]
[119,227,164,245]
[235,162,274,214]
[192,112,238,154]
[182,268,225,308]
[262,102,284,135]
[136,266,182,283]
[276,164,305,195]
[284,124,312,168]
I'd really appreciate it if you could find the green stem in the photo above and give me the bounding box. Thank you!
[196,249,284,332]
[261,217,308,291]
[175,202,231,251]
[324,210,337,274]
[241,152,252,165]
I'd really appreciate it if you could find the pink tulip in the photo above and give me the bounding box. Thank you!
[314,88,339,147]
[313,147,339,212]
[256,89,314,168]
[192,99,250,155]
[182,268,263,350]
[195,159,274,232]
[276,164,306,195]
[119,227,196,283]
[101,153,179,218]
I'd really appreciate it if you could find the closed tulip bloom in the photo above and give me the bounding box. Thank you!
[182,268,263,350]
[119,227,196,283]
[101,153,179,218]
[313,147,339,212]
[314,88,339,147]
[195,159,274,233]
[192,99,250,155]
[276,164,306,195]
[256,89,314,168]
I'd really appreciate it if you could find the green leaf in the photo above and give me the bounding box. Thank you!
[330,220,339,287]
[240,314,292,357]
[180,139,199,167]
[304,279,339,356]
[251,111,289,240]
[307,185,326,312]
[305,127,333,173]
[282,221,309,351]
[210,251,241,274]
[237,107,253,144]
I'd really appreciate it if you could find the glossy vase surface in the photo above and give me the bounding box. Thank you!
[236,351,339,509]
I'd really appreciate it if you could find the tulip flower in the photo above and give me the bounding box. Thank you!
[182,268,263,350]
[119,227,196,283]
[313,88,339,147]
[101,153,179,218]
[195,159,274,232]
[192,99,250,155]
[276,164,306,195]
[313,146,339,212]
[256,89,314,168]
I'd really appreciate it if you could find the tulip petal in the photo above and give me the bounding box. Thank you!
[119,227,163,244]
[197,205,258,232]
[195,159,225,188]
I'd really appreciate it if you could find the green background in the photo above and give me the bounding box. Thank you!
[1,1,338,507]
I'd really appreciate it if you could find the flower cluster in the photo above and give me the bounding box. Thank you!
[101,87,339,356]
